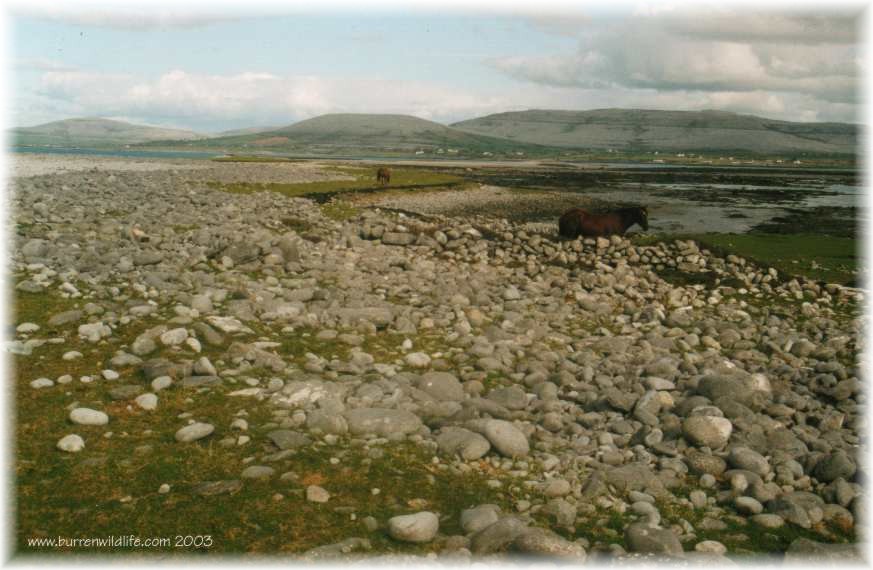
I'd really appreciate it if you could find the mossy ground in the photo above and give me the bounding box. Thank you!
[13,289,519,556]
[659,486,855,555]
[528,483,855,558]
[11,228,860,556]
[19,436,514,555]
[320,201,359,222]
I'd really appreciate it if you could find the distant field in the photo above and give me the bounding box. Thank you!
[206,165,468,200]
[211,156,306,163]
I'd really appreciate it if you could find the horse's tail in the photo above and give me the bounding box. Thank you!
[559,210,582,239]
[558,215,573,238]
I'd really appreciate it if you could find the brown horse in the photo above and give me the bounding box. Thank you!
[559,206,649,238]
[376,167,391,185]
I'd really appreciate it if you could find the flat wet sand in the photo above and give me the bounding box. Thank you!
[365,162,860,237]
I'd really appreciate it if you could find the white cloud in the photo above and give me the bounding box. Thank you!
[30,69,514,129]
[489,9,861,122]
[662,13,859,44]
[10,7,862,129]
[19,61,859,131]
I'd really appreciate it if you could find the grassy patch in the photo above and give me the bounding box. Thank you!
[658,486,855,555]
[211,156,305,163]
[689,233,857,286]
[632,233,858,286]
[19,435,516,555]
[529,483,857,556]
[272,327,446,369]
[14,289,82,328]
[13,290,518,555]
[320,201,359,222]
[480,371,510,392]
[207,166,465,201]
[279,217,314,232]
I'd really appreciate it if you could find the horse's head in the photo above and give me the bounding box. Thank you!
[637,207,649,231]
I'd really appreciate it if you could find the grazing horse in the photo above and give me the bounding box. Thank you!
[559,206,649,238]
[376,167,391,185]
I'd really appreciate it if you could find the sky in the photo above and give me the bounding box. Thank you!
[4,0,867,133]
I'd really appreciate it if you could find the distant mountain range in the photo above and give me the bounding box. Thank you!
[150,113,547,156]
[12,117,204,148]
[11,110,858,156]
[452,109,857,155]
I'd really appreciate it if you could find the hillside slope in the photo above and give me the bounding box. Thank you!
[451,109,857,155]
[155,113,546,156]
[12,118,205,148]
[214,126,280,137]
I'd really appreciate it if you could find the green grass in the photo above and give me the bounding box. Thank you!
[12,282,858,556]
[658,486,855,555]
[211,156,305,163]
[632,233,858,286]
[278,216,315,232]
[628,233,860,327]
[320,201,359,222]
[692,233,857,285]
[13,289,519,555]
[20,431,514,554]
[480,371,510,392]
[268,326,447,369]
[206,166,465,200]
[525,483,856,557]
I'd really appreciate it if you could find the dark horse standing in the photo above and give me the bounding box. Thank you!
[559,206,649,238]
[376,167,391,185]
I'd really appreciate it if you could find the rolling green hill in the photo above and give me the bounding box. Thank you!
[214,126,280,137]
[143,113,548,157]
[16,110,857,159]
[12,117,205,148]
[451,109,857,155]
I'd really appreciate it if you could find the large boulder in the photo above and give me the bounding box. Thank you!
[479,420,530,458]
[696,374,769,410]
[344,408,423,437]
[682,416,732,448]
[266,430,312,450]
[435,427,490,460]
[306,410,349,435]
[813,450,856,483]
[785,538,860,562]
[461,504,501,534]
[727,446,771,477]
[416,371,464,402]
[486,386,528,410]
[624,523,683,556]
[511,527,587,559]
[470,517,528,554]
[387,512,439,543]
[605,463,666,495]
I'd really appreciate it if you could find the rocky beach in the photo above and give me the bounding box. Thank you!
[10,154,863,561]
